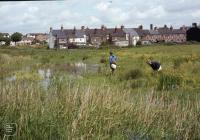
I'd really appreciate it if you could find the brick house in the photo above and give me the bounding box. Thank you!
[123,28,140,46]
[107,26,128,46]
[85,25,109,46]
[136,24,187,44]
[26,33,48,43]
[134,25,151,45]
[157,25,186,43]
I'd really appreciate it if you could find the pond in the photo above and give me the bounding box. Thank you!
[5,62,101,90]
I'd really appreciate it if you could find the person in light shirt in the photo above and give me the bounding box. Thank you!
[109,52,117,74]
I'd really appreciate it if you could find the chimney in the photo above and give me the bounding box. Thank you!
[115,26,117,32]
[50,27,52,32]
[121,25,124,30]
[154,27,157,30]
[139,25,143,30]
[81,26,85,30]
[180,25,186,31]
[61,25,63,31]
[164,24,167,28]
[73,26,76,34]
[101,25,105,30]
[150,24,153,30]
[94,28,97,34]
[192,23,197,28]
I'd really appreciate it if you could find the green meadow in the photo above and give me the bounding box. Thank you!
[0,44,200,139]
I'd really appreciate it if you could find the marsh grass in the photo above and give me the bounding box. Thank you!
[0,78,199,139]
[0,45,200,139]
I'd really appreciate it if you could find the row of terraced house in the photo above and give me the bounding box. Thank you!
[49,23,190,49]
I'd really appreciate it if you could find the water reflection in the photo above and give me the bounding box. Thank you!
[38,69,51,90]
[5,62,100,89]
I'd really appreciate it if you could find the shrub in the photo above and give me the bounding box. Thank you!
[122,69,143,81]
[100,57,107,64]
[82,55,89,61]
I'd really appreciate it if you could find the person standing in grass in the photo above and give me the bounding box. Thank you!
[109,51,117,74]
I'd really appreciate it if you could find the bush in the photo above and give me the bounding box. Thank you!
[121,69,143,81]
[100,57,107,64]
[82,55,89,61]
[136,41,142,45]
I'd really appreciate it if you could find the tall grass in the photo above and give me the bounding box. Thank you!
[0,77,200,139]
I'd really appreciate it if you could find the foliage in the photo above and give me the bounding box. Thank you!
[11,32,23,43]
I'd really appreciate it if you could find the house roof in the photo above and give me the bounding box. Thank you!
[52,30,67,38]
[158,28,186,35]
[85,29,108,37]
[134,28,150,36]
[27,33,48,36]
[75,30,86,38]
[123,28,139,36]
[149,30,159,35]
[52,29,86,39]
[106,28,126,37]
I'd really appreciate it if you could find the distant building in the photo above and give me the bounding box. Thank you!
[26,33,48,43]
[134,25,151,45]
[135,24,187,44]
[85,25,109,46]
[49,26,87,49]
[48,23,193,49]
[16,37,34,45]
[107,26,128,47]
[123,28,140,46]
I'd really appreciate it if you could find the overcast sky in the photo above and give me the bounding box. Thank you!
[0,0,200,34]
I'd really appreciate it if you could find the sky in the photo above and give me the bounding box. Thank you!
[0,0,200,34]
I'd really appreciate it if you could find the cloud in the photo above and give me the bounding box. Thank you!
[90,16,101,24]
[0,0,199,34]
[96,2,110,11]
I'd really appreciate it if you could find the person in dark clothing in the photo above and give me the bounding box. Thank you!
[109,52,117,73]
[146,59,162,71]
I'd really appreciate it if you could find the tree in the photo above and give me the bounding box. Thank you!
[0,35,11,46]
[4,37,11,46]
[11,32,22,46]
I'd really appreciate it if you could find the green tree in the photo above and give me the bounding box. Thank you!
[0,35,11,46]
[11,32,22,46]
[4,37,11,46]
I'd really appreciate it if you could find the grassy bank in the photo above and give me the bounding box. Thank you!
[0,44,200,139]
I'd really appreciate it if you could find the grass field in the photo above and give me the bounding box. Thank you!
[0,44,200,140]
